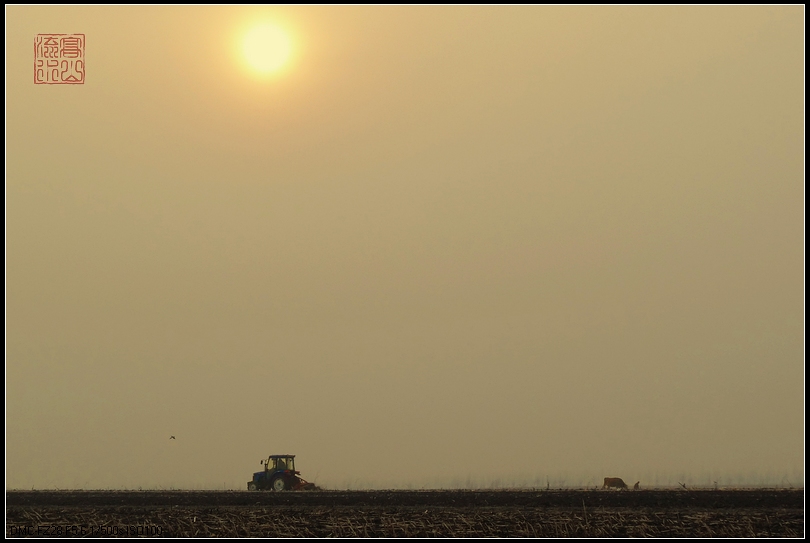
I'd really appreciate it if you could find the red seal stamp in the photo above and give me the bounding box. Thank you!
[34,34,85,84]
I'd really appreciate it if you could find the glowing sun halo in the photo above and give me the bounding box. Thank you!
[242,23,292,75]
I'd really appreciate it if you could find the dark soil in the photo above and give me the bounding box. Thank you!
[5,489,804,537]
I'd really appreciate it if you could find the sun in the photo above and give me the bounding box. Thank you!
[242,23,292,75]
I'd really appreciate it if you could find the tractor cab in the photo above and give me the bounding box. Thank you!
[266,455,295,473]
[248,454,314,491]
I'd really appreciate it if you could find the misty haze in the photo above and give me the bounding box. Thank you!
[5,5,804,492]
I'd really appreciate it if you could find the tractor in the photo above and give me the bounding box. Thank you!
[247,454,317,491]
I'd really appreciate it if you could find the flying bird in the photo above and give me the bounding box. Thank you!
[170,436,176,440]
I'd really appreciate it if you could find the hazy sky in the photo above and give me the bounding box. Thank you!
[6,6,804,490]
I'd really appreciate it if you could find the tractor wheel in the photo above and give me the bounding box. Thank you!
[247,482,258,491]
[271,476,287,491]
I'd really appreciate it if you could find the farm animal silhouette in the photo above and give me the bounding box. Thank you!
[603,477,628,489]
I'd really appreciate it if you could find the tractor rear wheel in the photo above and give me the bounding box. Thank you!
[271,476,287,491]
[247,482,258,491]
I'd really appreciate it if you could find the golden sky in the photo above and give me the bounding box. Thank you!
[6,6,804,490]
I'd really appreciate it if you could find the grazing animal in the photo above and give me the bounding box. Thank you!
[603,477,628,489]
[633,481,640,490]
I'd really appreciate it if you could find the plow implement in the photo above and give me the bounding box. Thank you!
[291,477,319,491]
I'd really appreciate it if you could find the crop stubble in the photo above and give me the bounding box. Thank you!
[5,490,803,537]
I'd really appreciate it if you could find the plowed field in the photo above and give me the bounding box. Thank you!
[6,489,803,537]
